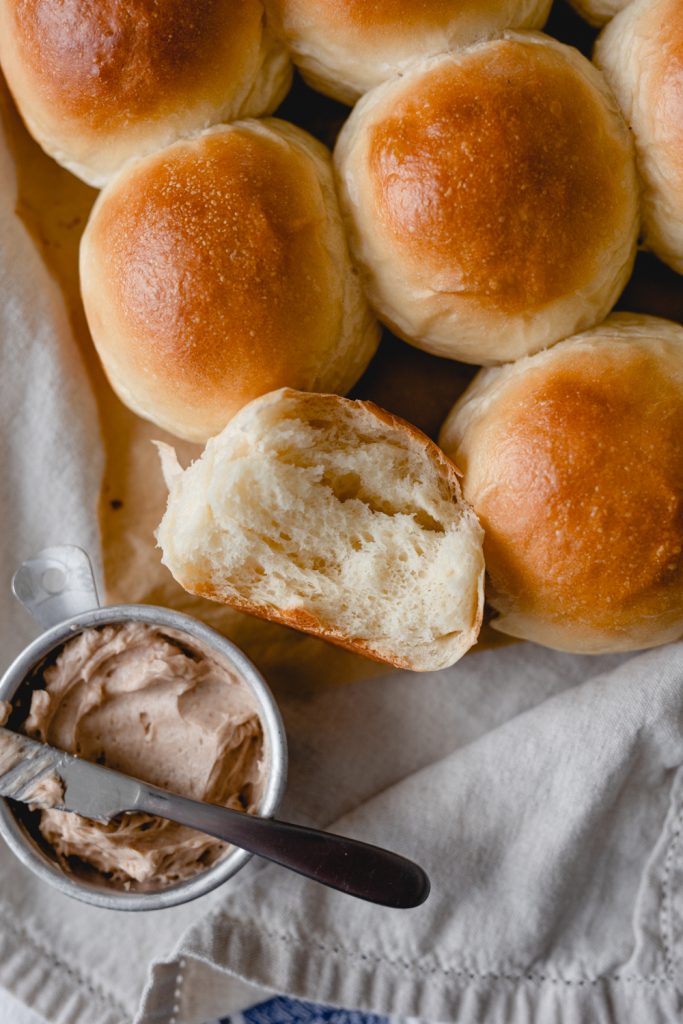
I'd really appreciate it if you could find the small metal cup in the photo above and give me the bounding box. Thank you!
[0,546,288,911]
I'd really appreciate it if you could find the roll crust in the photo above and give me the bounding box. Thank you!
[80,120,379,443]
[335,33,639,365]
[0,0,292,186]
[439,314,683,654]
[596,0,683,274]
[369,47,620,316]
[266,0,551,103]
[567,0,630,26]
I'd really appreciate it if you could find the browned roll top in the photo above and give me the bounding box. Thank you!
[0,0,291,184]
[368,43,630,316]
[80,121,379,442]
[279,0,488,33]
[10,0,256,128]
[439,315,683,653]
[93,130,333,396]
[267,0,552,102]
[477,348,683,629]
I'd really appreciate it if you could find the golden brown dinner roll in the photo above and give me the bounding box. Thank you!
[266,0,551,104]
[439,314,683,654]
[335,33,639,366]
[157,388,485,671]
[596,0,683,274]
[0,0,291,187]
[80,120,379,443]
[568,0,631,26]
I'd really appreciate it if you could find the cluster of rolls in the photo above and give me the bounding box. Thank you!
[3,0,683,670]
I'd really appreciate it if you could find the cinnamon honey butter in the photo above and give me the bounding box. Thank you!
[18,622,266,887]
[0,703,65,810]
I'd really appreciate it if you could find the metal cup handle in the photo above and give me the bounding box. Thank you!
[12,545,101,629]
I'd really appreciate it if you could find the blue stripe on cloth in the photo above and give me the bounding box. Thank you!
[218,995,389,1024]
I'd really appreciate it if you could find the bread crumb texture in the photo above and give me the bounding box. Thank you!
[157,389,484,671]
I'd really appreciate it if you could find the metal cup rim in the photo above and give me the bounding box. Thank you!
[0,603,288,911]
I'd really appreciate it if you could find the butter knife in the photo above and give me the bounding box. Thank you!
[0,727,430,908]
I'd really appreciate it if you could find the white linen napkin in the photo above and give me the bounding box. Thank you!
[1,115,682,1024]
[0,109,208,1024]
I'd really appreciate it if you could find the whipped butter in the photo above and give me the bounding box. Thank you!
[22,622,266,887]
[0,702,65,810]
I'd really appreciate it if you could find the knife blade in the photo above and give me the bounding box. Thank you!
[0,727,430,907]
[0,726,145,820]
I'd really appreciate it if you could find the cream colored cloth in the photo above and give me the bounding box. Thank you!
[0,107,211,1024]
[1,110,683,1024]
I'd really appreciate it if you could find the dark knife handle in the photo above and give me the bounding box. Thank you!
[137,787,430,909]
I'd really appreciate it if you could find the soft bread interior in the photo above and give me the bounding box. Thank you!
[157,389,484,671]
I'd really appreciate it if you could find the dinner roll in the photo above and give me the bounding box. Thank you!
[335,33,639,366]
[596,0,683,274]
[266,0,551,104]
[439,314,683,654]
[80,120,379,443]
[568,0,631,26]
[0,0,291,187]
[157,388,485,671]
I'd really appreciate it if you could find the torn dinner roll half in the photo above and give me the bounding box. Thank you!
[439,314,683,655]
[156,388,485,672]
